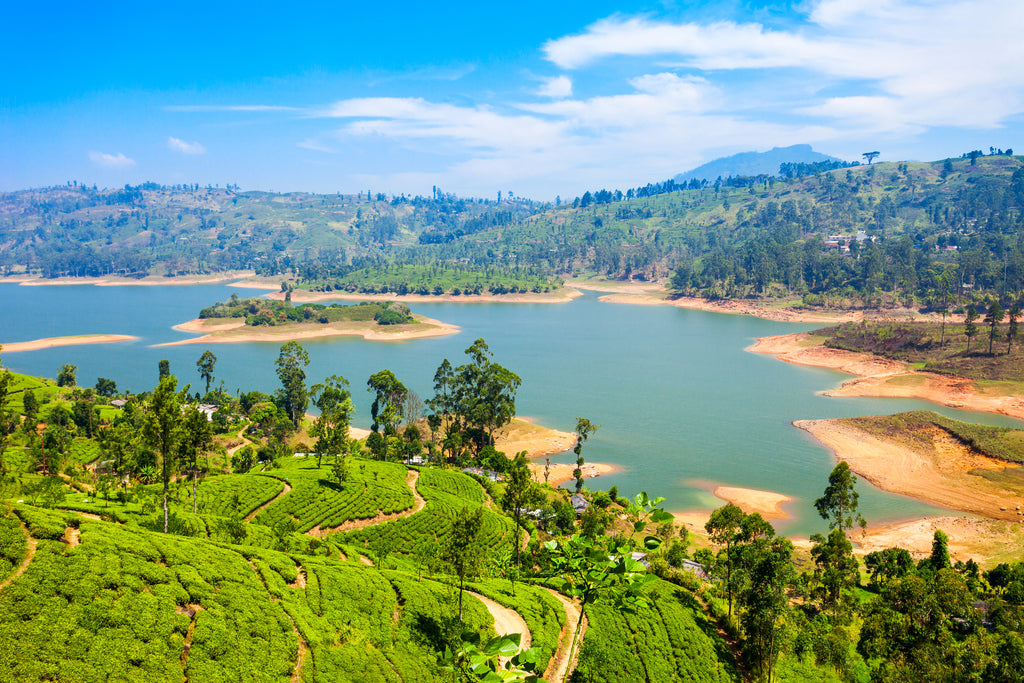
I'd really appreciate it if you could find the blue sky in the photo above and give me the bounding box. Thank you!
[3,0,1022,199]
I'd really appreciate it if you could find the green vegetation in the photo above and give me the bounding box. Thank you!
[578,581,734,683]
[846,410,1024,464]
[301,263,561,296]
[253,457,415,532]
[9,155,1024,318]
[340,467,513,558]
[199,295,414,327]
[818,318,1024,382]
[5,336,1024,681]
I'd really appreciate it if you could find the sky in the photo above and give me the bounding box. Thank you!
[2,0,1023,199]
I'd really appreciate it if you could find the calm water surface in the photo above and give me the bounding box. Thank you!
[2,282,1020,535]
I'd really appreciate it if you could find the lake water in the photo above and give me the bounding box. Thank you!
[3,282,1021,535]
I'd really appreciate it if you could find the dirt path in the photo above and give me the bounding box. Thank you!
[466,590,532,653]
[65,526,81,547]
[226,426,252,457]
[244,478,292,522]
[0,520,37,592]
[542,588,585,683]
[307,469,425,537]
[243,557,308,683]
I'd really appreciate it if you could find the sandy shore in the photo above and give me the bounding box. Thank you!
[1,334,138,353]
[795,418,1024,522]
[750,332,1024,421]
[261,288,583,305]
[586,286,863,323]
[155,315,460,347]
[493,418,578,458]
[529,461,618,487]
[713,486,793,521]
[4,273,250,287]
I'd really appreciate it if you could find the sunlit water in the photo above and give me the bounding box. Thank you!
[3,282,1021,535]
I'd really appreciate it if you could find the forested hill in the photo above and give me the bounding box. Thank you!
[3,153,1024,306]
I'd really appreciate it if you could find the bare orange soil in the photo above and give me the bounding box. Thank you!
[155,315,459,347]
[1,334,138,352]
[795,419,1024,524]
[750,332,1024,421]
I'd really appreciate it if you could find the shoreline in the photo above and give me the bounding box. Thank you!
[262,288,584,305]
[154,314,460,347]
[794,418,1024,523]
[2,273,252,287]
[1,334,138,353]
[527,461,619,487]
[749,332,1024,421]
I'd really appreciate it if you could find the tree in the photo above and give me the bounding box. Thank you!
[1008,304,1021,353]
[443,506,486,621]
[158,359,170,379]
[572,417,599,494]
[814,461,865,532]
[986,300,1005,355]
[178,405,213,513]
[740,536,795,683]
[142,375,187,533]
[929,529,951,571]
[56,364,77,387]
[705,502,745,619]
[501,452,538,590]
[366,369,407,462]
[863,151,880,164]
[810,528,859,622]
[196,350,217,394]
[0,364,11,479]
[275,341,309,428]
[459,339,521,451]
[545,492,672,670]
[309,375,353,469]
[94,377,117,397]
[964,305,979,353]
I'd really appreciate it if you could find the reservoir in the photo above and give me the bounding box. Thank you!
[3,282,1019,535]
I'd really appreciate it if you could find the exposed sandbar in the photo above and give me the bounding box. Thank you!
[712,486,793,521]
[493,417,578,458]
[528,461,618,487]
[155,315,459,347]
[795,418,1024,522]
[2,334,138,353]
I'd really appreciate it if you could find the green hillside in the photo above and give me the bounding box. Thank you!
[4,340,1024,682]
[6,153,1024,310]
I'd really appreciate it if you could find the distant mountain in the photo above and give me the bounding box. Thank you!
[674,144,848,182]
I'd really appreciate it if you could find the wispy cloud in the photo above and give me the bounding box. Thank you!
[88,151,135,168]
[542,0,1024,131]
[167,137,206,155]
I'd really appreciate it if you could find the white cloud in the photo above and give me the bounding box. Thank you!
[537,75,573,99]
[541,1,1024,132]
[167,137,206,155]
[88,151,135,168]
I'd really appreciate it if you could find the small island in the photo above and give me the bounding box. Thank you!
[158,294,459,346]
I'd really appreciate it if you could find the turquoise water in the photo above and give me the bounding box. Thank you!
[2,282,1021,535]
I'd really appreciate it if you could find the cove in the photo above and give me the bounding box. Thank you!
[2,282,1021,535]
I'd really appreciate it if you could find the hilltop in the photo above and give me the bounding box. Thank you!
[673,144,849,183]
